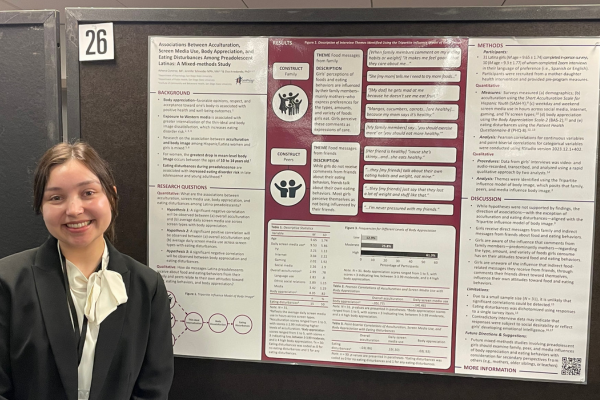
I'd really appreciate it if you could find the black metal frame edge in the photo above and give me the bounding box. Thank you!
[0,10,62,144]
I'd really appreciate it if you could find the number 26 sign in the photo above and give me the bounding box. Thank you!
[79,23,114,61]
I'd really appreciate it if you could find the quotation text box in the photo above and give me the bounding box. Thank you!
[365,123,457,139]
[366,85,460,101]
[363,184,455,201]
[367,48,462,68]
[364,165,456,182]
[363,202,454,215]
[367,71,461,82]
[365,104,458,120]
[364,146,457,163]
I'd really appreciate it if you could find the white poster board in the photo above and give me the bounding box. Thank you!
[148,36,599,382]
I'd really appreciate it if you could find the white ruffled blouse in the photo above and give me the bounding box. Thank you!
[57,241,128,400]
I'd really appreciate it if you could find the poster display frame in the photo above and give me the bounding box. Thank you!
[0,9,62,142]
[64,6,600,399]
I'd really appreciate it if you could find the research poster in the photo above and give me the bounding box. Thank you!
[147,36,599,382]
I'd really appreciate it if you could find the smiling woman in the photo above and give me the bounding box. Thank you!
[33,145,117,276]
[0,142,173,400]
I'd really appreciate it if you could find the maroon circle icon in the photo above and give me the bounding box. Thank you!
[208,313,228,333]
[233,315,253,335]
[184,312,204,332]
[167,291,176,309]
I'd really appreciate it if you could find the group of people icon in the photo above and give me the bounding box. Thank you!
[277,92,303,116]
[274,179,303,198]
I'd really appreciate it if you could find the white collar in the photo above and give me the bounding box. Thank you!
[59,241,110,295]
[57,240,127,324]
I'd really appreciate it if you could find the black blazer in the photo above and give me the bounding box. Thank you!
[0,236,174,400]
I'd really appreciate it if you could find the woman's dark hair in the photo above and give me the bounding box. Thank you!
[33,141,119,243]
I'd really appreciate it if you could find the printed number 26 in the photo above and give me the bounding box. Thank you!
[86,29,107,55]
